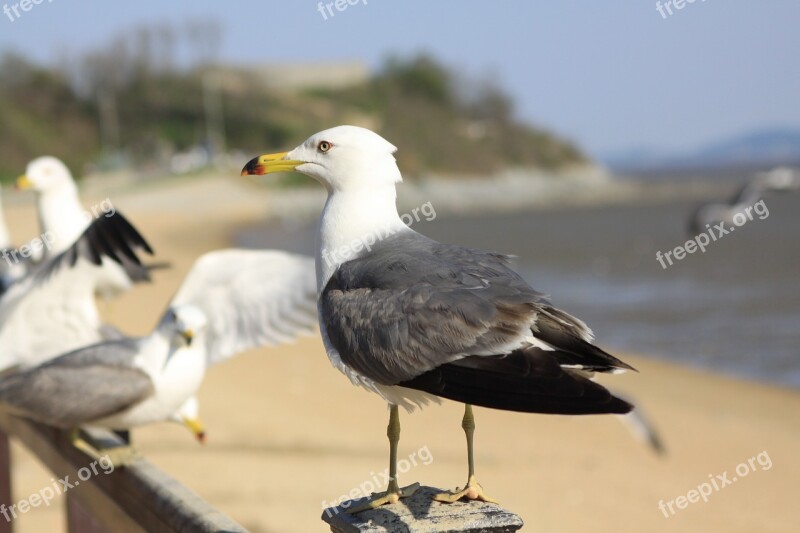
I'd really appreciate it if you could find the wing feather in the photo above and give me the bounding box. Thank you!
[0,339,153,428]
[169,249,318,365]
[0,212,156,370]
[322,232,634,386]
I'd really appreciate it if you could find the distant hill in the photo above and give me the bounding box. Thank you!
[604,128,800,172]
[0,45,587,182]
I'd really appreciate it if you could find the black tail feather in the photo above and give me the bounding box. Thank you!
[399,348,633,415]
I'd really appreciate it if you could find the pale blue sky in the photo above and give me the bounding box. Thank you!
[1,0,798,157]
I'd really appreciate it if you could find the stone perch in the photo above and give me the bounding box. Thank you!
[322,486,524,533]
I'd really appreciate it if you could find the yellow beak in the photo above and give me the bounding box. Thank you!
[15,175,32,190]
[240,151,303,176]
[182,417,206,444]
[181,330,194,346]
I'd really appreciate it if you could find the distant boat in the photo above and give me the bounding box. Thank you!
[688,167,800,235]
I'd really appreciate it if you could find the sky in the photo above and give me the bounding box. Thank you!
[1,0,798,158]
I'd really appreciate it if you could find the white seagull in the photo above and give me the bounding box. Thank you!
[0,248,318,462]
[0,212,156,374]
[16,156,136,299]
[689,166,800,234]
[242,125,635,510]
[0,304,210,464]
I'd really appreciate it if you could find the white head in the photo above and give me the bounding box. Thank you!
[160,304,208,348]
[241,125,402,192]
[17,156,76,194]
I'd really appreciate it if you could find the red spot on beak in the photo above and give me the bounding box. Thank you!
[241,157,265,176]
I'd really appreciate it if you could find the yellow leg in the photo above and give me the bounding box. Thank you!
[435,404,498,504]
[69,429,138,468]
[346,405,420,513]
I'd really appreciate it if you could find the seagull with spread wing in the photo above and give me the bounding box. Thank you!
[0,212,156,374]
[15,156,143,299]
[689,166,800,234]
[242,125,636,510]
[0,249,317,462]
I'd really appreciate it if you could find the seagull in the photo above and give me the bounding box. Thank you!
[0,304,209,465]
[0,211,156,374]
[16,156,140,299]
[242,125,635,510]
[0,188,29,296]
[689,166,800,234]
[0,249,318,462]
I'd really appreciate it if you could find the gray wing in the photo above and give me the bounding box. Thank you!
[0,338,154,428]
[322,232,632,386]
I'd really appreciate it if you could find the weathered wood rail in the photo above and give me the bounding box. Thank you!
[0,412,246,533]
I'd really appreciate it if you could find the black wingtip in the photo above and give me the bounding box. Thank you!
[400,350,636,416]
[31,210,158,286]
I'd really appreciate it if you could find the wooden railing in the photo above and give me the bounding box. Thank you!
[0,413,246,533]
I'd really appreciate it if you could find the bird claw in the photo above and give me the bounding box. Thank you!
[345,482,420,514]
[434,476,498,504]
[101,446,139,468]
[70,431,138,468]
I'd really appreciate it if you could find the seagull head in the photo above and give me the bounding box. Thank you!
[156,305,208,372]
[167,304,208,348]
[16,156,76,194]
[241,125,402,192]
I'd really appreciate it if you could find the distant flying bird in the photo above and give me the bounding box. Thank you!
[242,125,634,510]
[689,167,800,234]
[16,156,145,299]
[0,249,318,462]
[0,212,156,374]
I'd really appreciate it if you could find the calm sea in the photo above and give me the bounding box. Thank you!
[237,191,800,388]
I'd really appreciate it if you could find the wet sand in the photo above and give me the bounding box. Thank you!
[2,175,799,532]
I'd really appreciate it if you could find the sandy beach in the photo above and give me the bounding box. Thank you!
[2,175,799,532]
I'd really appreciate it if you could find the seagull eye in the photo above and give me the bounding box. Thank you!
[318,141,333,153]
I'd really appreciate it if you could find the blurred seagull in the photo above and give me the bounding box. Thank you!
[0,249,318,461]
[156,248,318,442]
[689,166,800,234]
[242,125,635,510]
[0,304,209,465]
[16,156,147,299]
[0,212,156,373]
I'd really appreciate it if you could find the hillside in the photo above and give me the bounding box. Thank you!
[0,49,587,182]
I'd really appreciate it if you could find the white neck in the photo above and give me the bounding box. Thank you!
[37,184,89,253]
[315,184,407,292]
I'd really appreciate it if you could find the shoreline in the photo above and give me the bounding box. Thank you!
[2,174,798,532]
